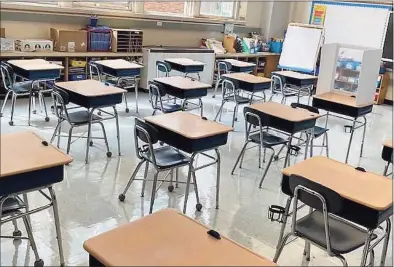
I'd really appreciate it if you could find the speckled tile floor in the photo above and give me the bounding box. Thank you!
[0,90,392,266]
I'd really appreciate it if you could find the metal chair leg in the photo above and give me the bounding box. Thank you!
[258,142,262,168]
[22,215,43,266]
[149,171,159,214]
[325,132,329,158]
[113,106,121,156]
[120,160,145,199]
[213,79,220,98]
[231,104,238,128]
[360,116,367,158]
[192,171,201,209]
[48,187,65,266]
[50,120,62,144]
[214,101,225,122]
[123,92,129,113]
[98,122,111,155]
[380,219,391,266]
[215,148,221,209]
[183,162,193,214]
[369,249,375,267]
[360,231,374,266]
[140,161,149,197]
[175,168,179,188]
[231,142,249,174]
[38,92,49,121]
[259,148,274,188]
[383,162,390,176]
[66,125,74,154]
[57,122,62,148]
[10,93,17,126]
[335,254,348,267]
[273,232,293,262]
[0,90,11,116]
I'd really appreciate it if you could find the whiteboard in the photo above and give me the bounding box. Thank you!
[279,24,323,73]
[310,1,392,49]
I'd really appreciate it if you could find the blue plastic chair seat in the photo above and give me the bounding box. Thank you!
[62,111,101,125]
[161,103,183,113]
[249,132,288,147]
[12,81,33,94]
[152,146,190,169]
[309,126,329,138]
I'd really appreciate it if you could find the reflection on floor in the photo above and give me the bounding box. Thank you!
[1,91,392,266]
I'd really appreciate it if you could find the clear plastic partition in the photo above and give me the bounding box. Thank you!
[334,47,364,94]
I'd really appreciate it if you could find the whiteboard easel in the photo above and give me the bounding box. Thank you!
[279,23,324,74]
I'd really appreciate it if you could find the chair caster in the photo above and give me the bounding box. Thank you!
[168,185,174,192]
[273,155,279,161]
[235,118,238,121]
[196,203,203,211]
[89,141,93,146]
[118,194,125,202]
[34,259,44,267]
[32,110,37,114]
[125,108,130,113]
[13,230,22,237]
[98,111,102,116]
[106,151,112,158]
[45,117,49,122]
[9,121,14,126]
[212,95,216,98]
[305,256,311,262]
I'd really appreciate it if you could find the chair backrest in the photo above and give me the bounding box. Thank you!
[216,61,232,79]
[88,61,101,81]
[134,118,159,163]
[156,61,171,77]
[270,74,283,93]
[289,174,343,255]
[135,118,159,145]
[148,81,166,97]
[290,102,319,114]
[0,62,15,90]
[289,174,343,214]
[51,87,71,120]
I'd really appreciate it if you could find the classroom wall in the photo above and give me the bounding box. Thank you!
[0,2,270,47]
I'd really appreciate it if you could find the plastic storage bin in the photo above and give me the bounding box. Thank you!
[87,27,112,52]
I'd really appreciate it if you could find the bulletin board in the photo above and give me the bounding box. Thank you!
[309,1,392,49]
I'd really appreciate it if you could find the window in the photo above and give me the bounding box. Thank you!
[199,2,235,18]
[73,2,132,11]
[143,1,186,15]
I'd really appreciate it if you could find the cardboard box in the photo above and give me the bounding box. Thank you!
[1,38,15,52]
[0,28,5,38]
[50,28,87,52]
[15,39,53,52]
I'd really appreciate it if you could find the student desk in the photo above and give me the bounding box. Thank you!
[382,139,392,176]
[84,209,277,266]
[249,102,320,166]
[271,70,318,102]
[55,80,126,163]
[8,59,63,80]
[154,76,211,116]
[8,59,64,125]
[221,59,256,73]
[222,72,271,93]
[0,131,72,266]
[95,59,143,113]
[312,92,373,163]
[280,156,392,266]
[164,58,205,77]
[145,112,232,213]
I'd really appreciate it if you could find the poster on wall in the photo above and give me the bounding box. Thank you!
[311,4,327,26]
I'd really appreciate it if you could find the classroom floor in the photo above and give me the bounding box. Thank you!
[1,91,392,266]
